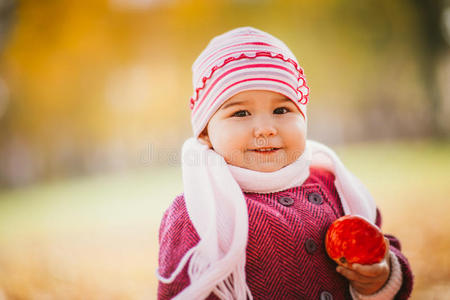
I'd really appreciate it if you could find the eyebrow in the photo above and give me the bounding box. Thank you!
[220,96,292,110]
[220,100,245,110]
[274,97,293,104]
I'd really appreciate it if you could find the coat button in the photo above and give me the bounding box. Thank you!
[305,238,318,254]
[278,196,294,207]
[308,192,323,205]
[320,291,333,300]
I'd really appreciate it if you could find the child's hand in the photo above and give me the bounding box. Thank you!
[336,238,391,295]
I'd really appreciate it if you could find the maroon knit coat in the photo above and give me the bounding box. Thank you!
[158,167,413,299]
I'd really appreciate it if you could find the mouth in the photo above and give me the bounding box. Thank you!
[250,147,281,154]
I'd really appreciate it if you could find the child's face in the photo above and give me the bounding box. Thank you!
[199,90,306,172]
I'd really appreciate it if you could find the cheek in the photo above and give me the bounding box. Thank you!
[290,134,306,154]
[208,122,249,152]
[283,120,306,153]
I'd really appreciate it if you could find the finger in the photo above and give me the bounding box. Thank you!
[336,266,375,284]
[352,260,390,277]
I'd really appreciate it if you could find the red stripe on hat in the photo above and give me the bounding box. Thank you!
[192,63,297,114]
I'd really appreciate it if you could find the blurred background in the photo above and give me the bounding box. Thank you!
[0,0,449,299]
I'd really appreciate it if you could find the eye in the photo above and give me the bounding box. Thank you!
[273,107,290,114]
[231,110,250,117]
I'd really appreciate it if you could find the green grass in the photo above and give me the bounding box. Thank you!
[0,139,449,299]
[0,164,183,239]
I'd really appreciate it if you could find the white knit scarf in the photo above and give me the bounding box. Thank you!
[157,138,377,299]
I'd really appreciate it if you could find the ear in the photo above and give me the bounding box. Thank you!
[198,129,213,148]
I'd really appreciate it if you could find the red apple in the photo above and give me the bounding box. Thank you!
[325,215,386,266]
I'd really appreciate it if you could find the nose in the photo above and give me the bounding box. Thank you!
[253,119,277,137]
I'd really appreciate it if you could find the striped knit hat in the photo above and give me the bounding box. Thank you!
[190,26,310,137]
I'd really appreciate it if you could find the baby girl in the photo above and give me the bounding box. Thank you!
[157,27,413,300]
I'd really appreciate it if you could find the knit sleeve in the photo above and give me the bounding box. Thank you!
[384,234,414,299]
[351,208,413,299]
[157,194,200,300]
